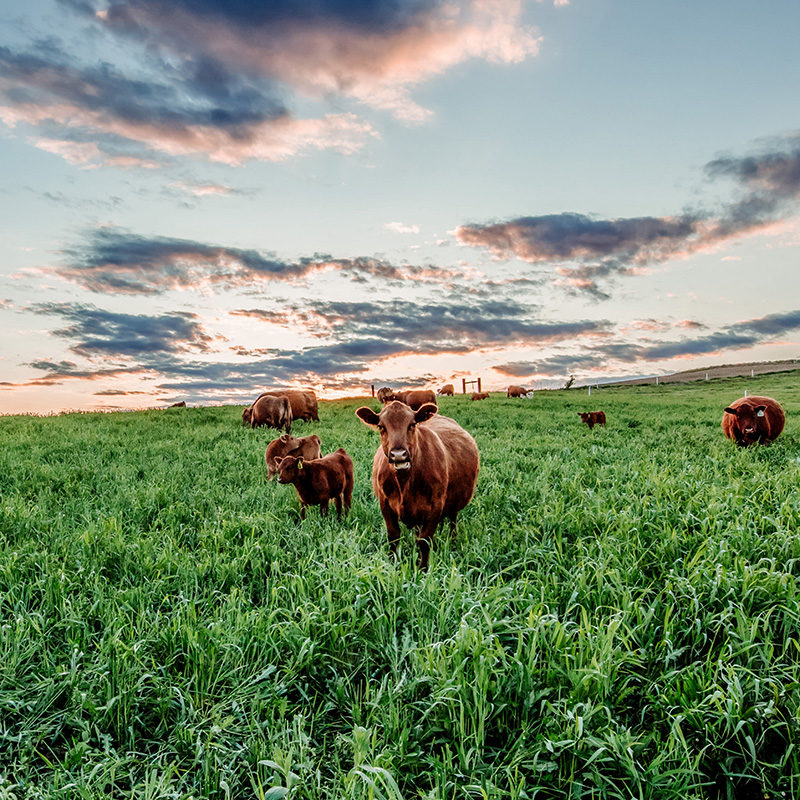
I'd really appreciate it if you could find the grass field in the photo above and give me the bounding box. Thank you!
[1,372,800,799]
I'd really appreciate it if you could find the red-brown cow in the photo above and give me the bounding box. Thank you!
[260,389,319,421]
[507,385,531,398]
[471,392,490,401]
[578,411,606,429]
[391,389,437,410]
[265,434,322,479]
[438,384,455,396]
[275,449,354,519]
[722,396,785,446]
[377,387,394,404]
[243,394,292,432]
[356,401,479,569]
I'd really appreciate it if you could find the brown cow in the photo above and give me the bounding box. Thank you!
[167,401,186,408]
[578,411,606,429]
[391,389,437,410]
[265,434,322,479]
[507,385,531,398]
[243,394,292,432]
[722,396,785,446]
[356,401,480,569]
[377,387,394,404]
[260,389,319,422]
[438,384,455,396]
[471,392,490,401]
[275,449,354,519]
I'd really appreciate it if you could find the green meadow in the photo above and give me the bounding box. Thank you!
[1,373,800,799]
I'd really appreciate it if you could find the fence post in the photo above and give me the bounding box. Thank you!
[371,384,375,397]
[477,378,482,393]
[588,385,591,397]
[462,378,467,394]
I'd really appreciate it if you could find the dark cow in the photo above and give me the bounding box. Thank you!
[275,449,354,519]
[167,401,186,408]
[471,392,490,401]
[722,396,785,446]
[356,401,480,569]
[507,385,531,398]
[438,384,455,396]
[243,394,292,432]
[377,387,394,404]
[391,389,437,410]
[265,434,322,480]
[260,389,319,422]
[578,411,606,429]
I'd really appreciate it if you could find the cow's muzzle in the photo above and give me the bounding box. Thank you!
[389,448,411,471]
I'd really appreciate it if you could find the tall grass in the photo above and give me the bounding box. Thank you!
[0,373,799,798]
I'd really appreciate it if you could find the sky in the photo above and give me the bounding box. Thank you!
[1,0,799,413]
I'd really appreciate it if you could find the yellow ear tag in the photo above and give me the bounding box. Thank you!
[297,460,303,470]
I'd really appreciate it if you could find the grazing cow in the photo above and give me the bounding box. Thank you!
[377,387,394,404]
[275,449,354,519]
[438,384,455,396]
[722,396,785,446]
[578,411,606,429]
[265,433,322,480]
[244,394,292,432]
[260,389,319,422]
[507,385,530,398]
[167,401,186,408]
[471,392,490,401]
[391,389,437,410]
[356,401,479,569]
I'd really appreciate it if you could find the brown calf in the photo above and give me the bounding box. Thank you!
[377,386,394,403]
[356,401,479,569]
[275,449,354,519]
[259,389,319,421]
[722,396,785,446]
[578,411,606,429]
[507,385,530,398]
[471,392,490,401]
[438,384,455,396]
[265,434,322,479]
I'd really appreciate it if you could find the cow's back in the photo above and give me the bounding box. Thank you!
[425,415,479,517]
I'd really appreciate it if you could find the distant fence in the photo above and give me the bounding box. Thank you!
[462,378,482,394]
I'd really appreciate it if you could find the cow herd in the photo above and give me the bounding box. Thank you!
[243,387,787,569]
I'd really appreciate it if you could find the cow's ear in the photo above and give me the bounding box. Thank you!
[415,403,438,424]
[756,405,766,417]
[280,434,289,442]
[356,407,380,427]
[274,457,283,467]
[724,407,739,416]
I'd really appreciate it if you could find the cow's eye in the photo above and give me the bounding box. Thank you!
[378,424,385,433]
[409,423,416,431]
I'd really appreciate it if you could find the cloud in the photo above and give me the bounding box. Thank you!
[85,0,541,123]
[29,302,217,357]
[54,228,466,294]
[384,221,420,234]
[455,133,800,296]
[0,43,375,165]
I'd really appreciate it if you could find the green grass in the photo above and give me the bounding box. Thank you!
[1,373,800,799]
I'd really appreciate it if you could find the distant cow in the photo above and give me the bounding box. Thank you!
[377,387,394,404]
[260,389,319,422]
[722,396,785,446]
[507,385,531,398]
[167,401,186,408]
[391,389,437,410]
[471,392,490,401]
[578,411,606,429]
[275,449,354,519]
[356,400,479,569]
[438,384,455,396]
[243,394,292,432]
[265,433,322,480]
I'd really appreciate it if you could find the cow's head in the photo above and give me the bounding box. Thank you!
[724,403,768,444]
[242,407,252,425]
[279,433,299,448]
[356,400,437,472]
[275,454,303,484]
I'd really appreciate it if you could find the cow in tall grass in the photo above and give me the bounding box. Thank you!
[471,392,490,401]
[507,385,531,397]
[438,384,455,396]
[390,389,437,410]
[356,401,479,569]
[275,449,354,519]
[722,396,785,446]
[260,389,319,422]
[579,411,606,429]
[243,394,292,432]
[265,434,322,479]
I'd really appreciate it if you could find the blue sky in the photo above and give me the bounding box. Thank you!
[1,0,799,412]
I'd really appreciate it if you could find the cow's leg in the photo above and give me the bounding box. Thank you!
[300,504,307,520]
[343,477,353,516]
[333,494,342,519]
[320,500,329,517]
[380,501,401,559]
[416,519,439,570]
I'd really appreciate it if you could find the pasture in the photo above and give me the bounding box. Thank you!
[1,373,800,799]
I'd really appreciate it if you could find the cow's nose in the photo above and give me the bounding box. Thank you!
[389,448,409,463]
